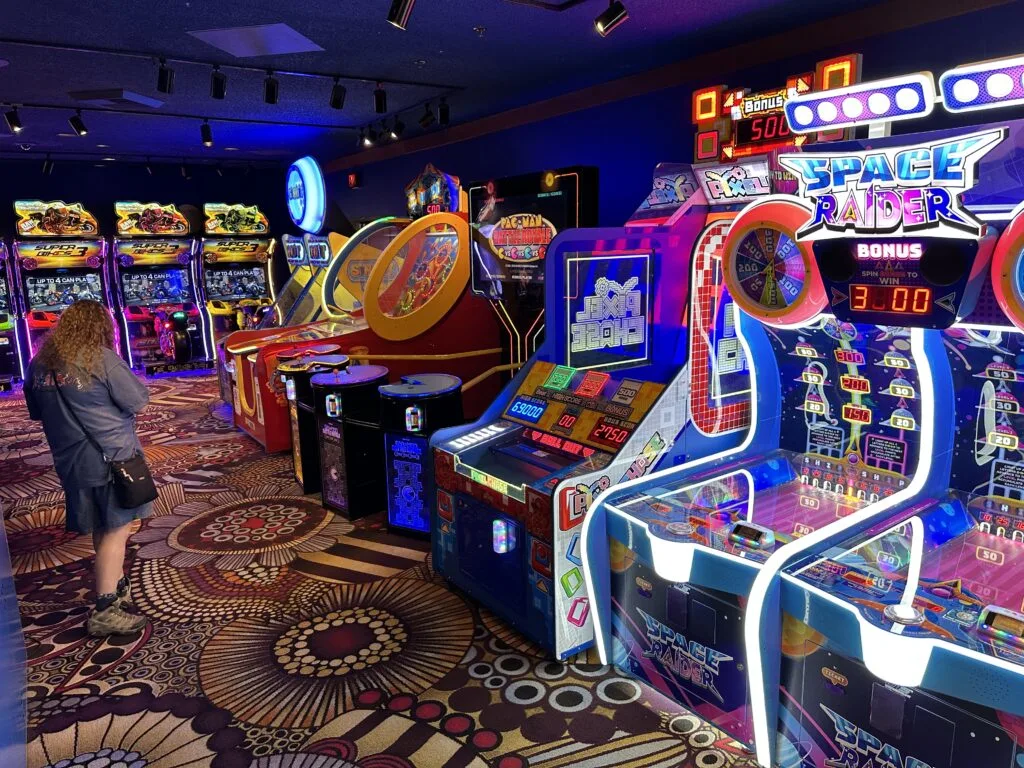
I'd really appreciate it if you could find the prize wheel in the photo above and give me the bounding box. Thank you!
[991,209,1024,332]
[363,212,470,342]
[723,198,825,327]
[322,221,410,318]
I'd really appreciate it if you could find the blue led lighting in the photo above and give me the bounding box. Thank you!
[286,155,327,233]
[939,56,1024,113]
[784,74,935,134]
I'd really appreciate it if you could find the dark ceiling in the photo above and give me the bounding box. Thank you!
[0,0,881,167]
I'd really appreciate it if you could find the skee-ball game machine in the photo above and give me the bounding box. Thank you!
[111,201,209,374]
[430,55,864,660]
[11,201,115,360]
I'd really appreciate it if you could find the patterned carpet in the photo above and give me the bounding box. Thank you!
[1,373,757,768]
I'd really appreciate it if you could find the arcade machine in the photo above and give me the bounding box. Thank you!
[111,201,209,373]
[11,201,114,359]
[468,167,598,372]
[0,242,23,388]
[430,55,863,660]
[224,164,502,454]
[738,62,1024,768]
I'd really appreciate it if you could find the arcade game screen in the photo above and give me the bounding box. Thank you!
[203,266,268,301]
[377,227,459,318]
[25,272,104,311]
[0,278,9,312]
[120,267,191,305]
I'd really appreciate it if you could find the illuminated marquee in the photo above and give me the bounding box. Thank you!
[780,128,1005,240]
[569,274,647,367]
[487,213,556,262]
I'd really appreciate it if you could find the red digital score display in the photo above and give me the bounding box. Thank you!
[588,417,633,449]
[834,349,865,365]
[850,285,931,315]
[842,404,873,425]
[735,114,792,147]
[556,413,578,430]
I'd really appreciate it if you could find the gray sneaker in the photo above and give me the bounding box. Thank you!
[116,579,134,610]
[87,604,148,637]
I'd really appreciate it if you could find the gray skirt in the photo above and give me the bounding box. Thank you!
[65,484,154,534]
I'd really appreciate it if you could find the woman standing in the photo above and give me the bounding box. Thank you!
[24,300,151,637]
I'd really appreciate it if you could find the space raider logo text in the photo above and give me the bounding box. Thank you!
[570,276,646,354]
[823,705,933,768]
[638,608,732,703]
[780,128,1005,241]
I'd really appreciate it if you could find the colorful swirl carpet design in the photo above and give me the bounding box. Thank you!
[1,374,757,768]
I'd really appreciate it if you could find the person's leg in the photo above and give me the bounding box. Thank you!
[93,523,133,598]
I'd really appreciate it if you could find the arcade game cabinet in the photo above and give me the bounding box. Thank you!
[0,242,24,388]
[224,164,502,453]
[111,201,209,373]
[739,62,1024,768]
[468,167,598,370]
[12,201,114,359]
[430,56,862,661]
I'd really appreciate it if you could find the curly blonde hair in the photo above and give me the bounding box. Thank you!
[35,300,115,375]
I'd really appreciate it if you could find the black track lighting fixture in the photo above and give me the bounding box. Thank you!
[68,109,87,136]
[386,0,416,30]
[367,125,379,146]
[157,58,175,94]
[595,0,629,37]
[357,128,365,148]
[389,116,405,140]
[264,71,279,104]
[210,66,227,100]
[418,102,435,129]
[330,77,347,110]
[201,119,214,148]
[438,97,450,127]
[4,106,23,134]
[374,83,387,114]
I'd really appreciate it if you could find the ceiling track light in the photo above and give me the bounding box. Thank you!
[357,128,366,148]
[157,58,175,94]
[4,106,23,134]
[390,116,405,140]
[68,109,88,137]
[264,71,280,105]
[330,77,347,110]
[374,83,387,114]
[419,102,436,129]
[210,66,227,99]
[201,119,214,148]
[438,97,450,127]
[595,0,629,37]
[387,0,416,30]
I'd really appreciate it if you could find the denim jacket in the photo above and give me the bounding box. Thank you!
[24,348,148,490]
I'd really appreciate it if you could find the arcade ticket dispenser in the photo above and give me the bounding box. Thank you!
[380,374,463,536]
[313,365,390,519]
[279,352,348,493]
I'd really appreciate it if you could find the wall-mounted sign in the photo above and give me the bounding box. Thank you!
[115,201,189,236]
[780,128,1005,240]
[286,156,326,233]
[115,239,194,267]
[15,200,99,237]
[696,159,773,204]
[204,203,269,235]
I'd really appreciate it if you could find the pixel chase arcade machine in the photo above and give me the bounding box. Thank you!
[733,61,1024,768]
[111,201,209,373]
[430,55,863,660]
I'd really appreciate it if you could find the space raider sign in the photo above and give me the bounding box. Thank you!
[780,128,1005,240]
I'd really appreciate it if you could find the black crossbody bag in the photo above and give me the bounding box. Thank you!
[51,371,158,509]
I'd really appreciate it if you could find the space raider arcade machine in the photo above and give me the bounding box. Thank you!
[431,55,864,660]
[112,201,209,373]
[0,242,23,388]
[12,201,114,359]
[737,59,1024,768]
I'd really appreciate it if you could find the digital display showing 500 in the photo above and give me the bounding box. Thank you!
[735,114,792,147]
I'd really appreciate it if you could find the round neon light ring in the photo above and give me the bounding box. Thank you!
[286,155,327,233]
[722,198,825,327]
[991,209,1024,332]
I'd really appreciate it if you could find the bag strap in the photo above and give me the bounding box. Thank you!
[51,370,110,462]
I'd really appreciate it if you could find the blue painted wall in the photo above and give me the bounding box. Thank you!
[326,3,1024,226]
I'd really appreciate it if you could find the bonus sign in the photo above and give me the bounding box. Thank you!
[780,128,1006,240]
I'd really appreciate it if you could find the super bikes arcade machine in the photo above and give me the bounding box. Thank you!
[12,201,114,360]
[431,54,864,661]
[112,201,209,374]
[584,56,1024,768]
[0,241,23,389]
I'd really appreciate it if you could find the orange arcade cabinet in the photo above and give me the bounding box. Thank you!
[225,163,503,453]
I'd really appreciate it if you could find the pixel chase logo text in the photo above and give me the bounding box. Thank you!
[638,608,732,703]
[822,706,933,768]
[780,128,1005,241]
[570,276,647,354]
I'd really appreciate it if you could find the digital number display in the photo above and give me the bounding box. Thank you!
[588,417,633,448]
[556,412,578,430]
[835,349,865,365]
[506,396,547,424]
[850,284,932,315]
[735,114,792,147]
[842,404,873,425]
[839,375,870,394]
